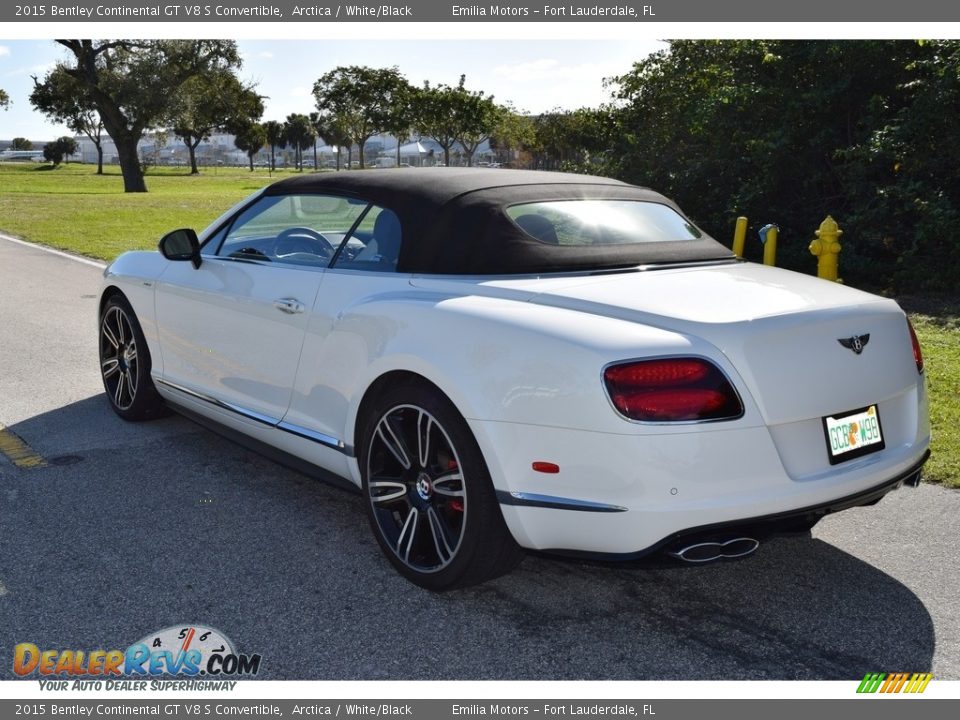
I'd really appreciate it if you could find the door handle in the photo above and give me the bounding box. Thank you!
[273,298,305,314]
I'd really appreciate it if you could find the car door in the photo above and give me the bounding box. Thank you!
[154,193,370,424]
[280,204,408,446]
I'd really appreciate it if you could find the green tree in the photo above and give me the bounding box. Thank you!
[380,78,416,166]
[415,82,461,167]
[48,40,242,192]
[531,107,610,171]
[312,65,408,168]
[145,129,169,168]
[0,89,10,110]
[43,136,78,166]
[605,40,956,289]
[30,66,106,174]
[262,120,286,172]
[489,105,535,166]
[171,71,263,174]
[233,122,266,171]
[450,77,501,167]
[313,113,350,171]
[284,113,315,172]
[11,137,32,150]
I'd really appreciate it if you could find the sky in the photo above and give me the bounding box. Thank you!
[0,39,666,141]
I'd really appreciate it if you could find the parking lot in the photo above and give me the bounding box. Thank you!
[1,235,957,681]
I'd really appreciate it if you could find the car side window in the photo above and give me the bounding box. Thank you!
[215,194,368,269]
[331,206,402,273]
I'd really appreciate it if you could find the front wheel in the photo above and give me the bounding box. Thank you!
[361,382,523,590]
[99,294,167,421]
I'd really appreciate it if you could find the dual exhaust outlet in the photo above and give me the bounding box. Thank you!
[668,536,760,563]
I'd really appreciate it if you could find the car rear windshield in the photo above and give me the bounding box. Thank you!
[505,200,702,246]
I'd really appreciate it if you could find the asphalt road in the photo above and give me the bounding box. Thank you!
[0,234,957,681]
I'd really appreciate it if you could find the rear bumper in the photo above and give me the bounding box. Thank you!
[554,449,930,561]
[470,415,931,556]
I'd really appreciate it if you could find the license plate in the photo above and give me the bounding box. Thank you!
[823,405,885,464]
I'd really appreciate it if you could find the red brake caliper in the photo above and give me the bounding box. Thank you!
[447,459,464,512]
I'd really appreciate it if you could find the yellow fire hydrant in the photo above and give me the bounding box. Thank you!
[809,215,842,282]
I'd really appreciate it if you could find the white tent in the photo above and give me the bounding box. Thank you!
[384,141,429,165]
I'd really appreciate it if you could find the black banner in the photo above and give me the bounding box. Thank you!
[5,0,960,23]
[1,700,958,720]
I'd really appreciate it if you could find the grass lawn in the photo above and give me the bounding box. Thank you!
[899,297,960,489]
[1,161,957,488]
[0,161,293,260]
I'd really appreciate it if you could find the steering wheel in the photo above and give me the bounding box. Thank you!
[274,227,335,258]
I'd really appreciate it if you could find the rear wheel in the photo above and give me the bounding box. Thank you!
[99,294,167,421]
[360,381,523,590]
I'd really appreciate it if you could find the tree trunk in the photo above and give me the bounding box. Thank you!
[248,154,254,171]
[96,144,103,175]
[443,146,451,167]
[336,147,341,171]
[270,145,275,171]
[347,147,352,168]
[115,134,147,192]
[396,137,402,166]
[189,140,199,175]
[313,140,318,170]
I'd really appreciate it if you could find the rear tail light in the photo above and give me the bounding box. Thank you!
[603,358,743,422]
[907,317,924,374]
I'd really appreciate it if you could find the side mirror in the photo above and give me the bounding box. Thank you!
[159,228,202,269]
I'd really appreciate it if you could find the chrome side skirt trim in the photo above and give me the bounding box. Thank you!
[277,421,353,455]
[156,378,353,456]
[157,378,278,426]
[495,490,627,513]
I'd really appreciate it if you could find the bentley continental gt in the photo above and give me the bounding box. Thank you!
[98,169,931,589]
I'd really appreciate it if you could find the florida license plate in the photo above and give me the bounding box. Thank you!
[823,405,885,465]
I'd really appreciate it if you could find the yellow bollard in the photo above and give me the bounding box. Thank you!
[732,216,748,258]
[809,215,843,282]
[763,227,778,266]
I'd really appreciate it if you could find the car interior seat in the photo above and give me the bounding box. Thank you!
[513,214,559,244]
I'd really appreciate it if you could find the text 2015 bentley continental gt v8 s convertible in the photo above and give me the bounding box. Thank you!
[98,169,930,589]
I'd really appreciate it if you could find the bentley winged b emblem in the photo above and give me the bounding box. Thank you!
[838,334,870,354]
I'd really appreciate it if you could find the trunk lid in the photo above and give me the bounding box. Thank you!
[523,262,917,425]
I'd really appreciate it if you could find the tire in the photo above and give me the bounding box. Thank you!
[360,381,524,590]
[99,294,168,421]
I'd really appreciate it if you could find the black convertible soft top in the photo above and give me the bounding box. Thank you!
[266,168,734,274]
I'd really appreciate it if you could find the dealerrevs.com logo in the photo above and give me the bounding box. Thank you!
[14,625,261,690]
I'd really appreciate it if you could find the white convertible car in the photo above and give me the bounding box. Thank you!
[99,169,930,589]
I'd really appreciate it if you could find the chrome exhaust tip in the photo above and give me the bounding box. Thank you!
[668,537,760,563]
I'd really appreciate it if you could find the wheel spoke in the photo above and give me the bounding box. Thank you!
[369,480,407,504]
[377,418,411,470]
[114,371,126,406]
[102,321,120,350]
[101,358,120,379]
[426,506,455,565]
[116,314,126,344]
[124,369,137,397]
[432,471,464,498]
[396,508,419,563]
[126,344,137,362]
[417,410,432,468]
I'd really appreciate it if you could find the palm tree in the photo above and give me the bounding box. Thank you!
[263,120,285,172]
[284,113,315,172]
